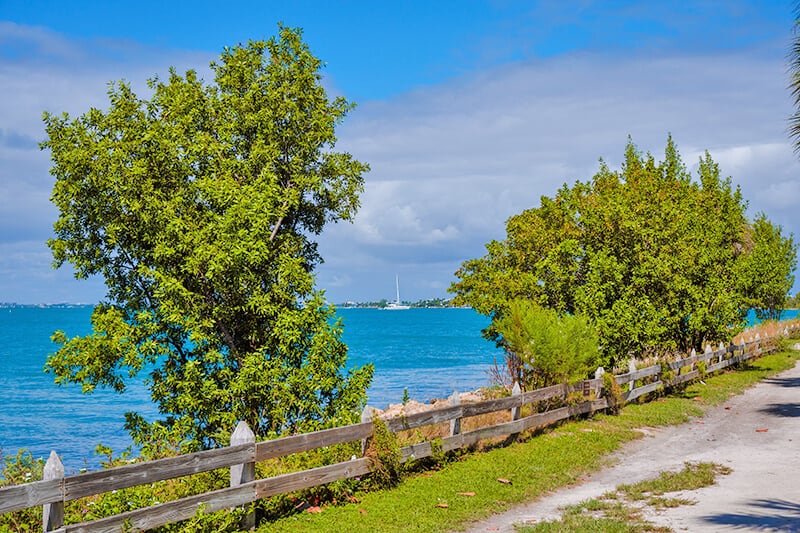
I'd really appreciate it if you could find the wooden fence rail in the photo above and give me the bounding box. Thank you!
[1,323,797,532]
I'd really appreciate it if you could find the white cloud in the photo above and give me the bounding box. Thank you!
[0,24,212,302]
[2,23,799,303]
[321,49,800,299]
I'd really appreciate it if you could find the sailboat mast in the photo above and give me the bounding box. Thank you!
[395,274,401,304]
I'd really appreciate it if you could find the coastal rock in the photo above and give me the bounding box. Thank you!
[378,390,487,420]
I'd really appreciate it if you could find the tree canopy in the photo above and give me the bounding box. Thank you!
[450,137,796,369]
[42,26,373,451]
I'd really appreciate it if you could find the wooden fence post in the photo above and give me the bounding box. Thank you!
[511,382,521,421]
[230,421,256,530]
[360,405,375,456]
[449,391,461,436]
[594,367,605,398]
[43,451,63,533]
[628,359,636,392]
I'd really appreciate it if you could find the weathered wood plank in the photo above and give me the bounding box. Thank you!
[669,355,698,371]
[64,443,255,500]
[453,398,609,452]
[459,394,522,418]
[60,484,257,533]
[697,350,717,364]
[400,441,434,462]
[255,458,371,499]
[706,358,732,374]
[623,381,663,402]
[384,382,571,433]
[256,422,373,461]
[615,365,661,385]
[0,479,62,514]
[384,404,463,432]
[670,369,700,386]
[521,383,570,403]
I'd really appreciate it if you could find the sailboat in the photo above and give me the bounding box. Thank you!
[384,274,410,310]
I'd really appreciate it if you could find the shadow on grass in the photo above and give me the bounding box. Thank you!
[702,498,800,531]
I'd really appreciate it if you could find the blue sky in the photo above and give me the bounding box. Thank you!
[1,0,799,304]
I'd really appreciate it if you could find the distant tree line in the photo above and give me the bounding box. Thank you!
[339,297,457,308]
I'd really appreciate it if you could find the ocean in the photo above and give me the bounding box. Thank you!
[0,306,501,471]
[2,305,796,472]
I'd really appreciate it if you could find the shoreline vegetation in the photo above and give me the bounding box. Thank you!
[337,297,463,309]
[5,298,799,311]
[0,300,467,309]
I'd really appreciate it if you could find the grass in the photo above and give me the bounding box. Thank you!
[520,462,732,533]
[256,347,799,533]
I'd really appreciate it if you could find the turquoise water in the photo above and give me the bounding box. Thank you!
[2,306,796,472]
[0,306,500,471]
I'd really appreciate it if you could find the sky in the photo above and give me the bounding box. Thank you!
[1,0,799,304]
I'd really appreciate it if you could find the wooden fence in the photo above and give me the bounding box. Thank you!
[1,324,797,532]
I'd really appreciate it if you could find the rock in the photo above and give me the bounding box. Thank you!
[377,390,488,420]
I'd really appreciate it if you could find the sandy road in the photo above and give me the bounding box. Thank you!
[461,358,800,532]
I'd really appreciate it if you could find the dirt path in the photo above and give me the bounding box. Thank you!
[461,358,800,532]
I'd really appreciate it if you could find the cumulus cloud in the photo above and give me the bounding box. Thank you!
[1,22,798,303]
[0,24,211,302]
[319,48,800,300]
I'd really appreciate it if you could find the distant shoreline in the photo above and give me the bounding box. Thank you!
[0,302,95,309]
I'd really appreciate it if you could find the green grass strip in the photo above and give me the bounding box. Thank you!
[258,349,799,533]
[521,462,732,532]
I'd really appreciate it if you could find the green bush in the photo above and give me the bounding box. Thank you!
[495,299,600,389]
[0,450,44,532]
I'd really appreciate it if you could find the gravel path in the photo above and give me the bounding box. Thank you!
[460,358,800,532]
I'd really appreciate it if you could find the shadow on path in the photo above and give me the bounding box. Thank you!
[702,499,800,531]
[758,402,800,418]
[763,376,800,388]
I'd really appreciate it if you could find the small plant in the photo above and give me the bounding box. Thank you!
[364,417,403,489]
[696,360,707,379]
[602,373,624,414]
[0,449,45,532]
[495,300,600,390]
[565,390,586,406]
[660,361,676,385]
[402,388,410,405]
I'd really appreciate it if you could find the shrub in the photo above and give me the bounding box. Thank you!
[495,299,600,390]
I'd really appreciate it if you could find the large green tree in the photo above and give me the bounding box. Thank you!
[42,26,373,452]
[451,138,797,368]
